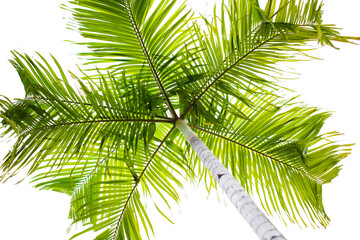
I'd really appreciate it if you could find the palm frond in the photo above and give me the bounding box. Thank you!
[0,52,170,181]
[0,52,190,239]
[185,93,352,227]
[66,129,167,239]
[50,124,185,239]
[180,0,356,119]
[66,0,195,117]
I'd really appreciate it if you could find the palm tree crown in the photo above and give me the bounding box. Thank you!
[0,0,357,239]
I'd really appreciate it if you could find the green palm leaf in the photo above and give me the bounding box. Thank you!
[66,0,195,117]
[0,52,168,179]
[185,93,351,227]
[65,127,181,240]
[180,0,355,120]
[0,53,188,239]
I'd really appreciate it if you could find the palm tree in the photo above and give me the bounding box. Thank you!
[0,0,357,239]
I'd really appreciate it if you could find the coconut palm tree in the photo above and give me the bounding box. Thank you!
[0,0,357,239]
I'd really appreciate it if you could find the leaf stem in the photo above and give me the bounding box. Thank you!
[125,0,178,119]
[180,33,281,119]
[189,124,322,184]
[20,118,172,137]
[112,125,175,239]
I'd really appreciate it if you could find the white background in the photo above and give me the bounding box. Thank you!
[0,0,359,239]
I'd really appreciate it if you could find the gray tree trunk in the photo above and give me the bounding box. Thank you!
[175,119,286,240]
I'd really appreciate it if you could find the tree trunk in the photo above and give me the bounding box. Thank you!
[175,119,286,240]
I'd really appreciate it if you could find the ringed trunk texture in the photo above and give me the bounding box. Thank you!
[176,119,286,240]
